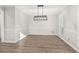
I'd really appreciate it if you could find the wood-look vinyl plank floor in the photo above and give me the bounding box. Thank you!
[0,35,77,53]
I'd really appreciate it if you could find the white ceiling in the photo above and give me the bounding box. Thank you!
[15,5,67,15]
[0,5,67,15]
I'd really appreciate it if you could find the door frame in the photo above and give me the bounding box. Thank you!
[0,8,5,42]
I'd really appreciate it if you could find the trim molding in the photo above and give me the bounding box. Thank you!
[57,35,79,52]
[28,33,56,35]
[1,39,19,43]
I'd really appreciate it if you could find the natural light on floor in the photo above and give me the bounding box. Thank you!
[20,32,26,40]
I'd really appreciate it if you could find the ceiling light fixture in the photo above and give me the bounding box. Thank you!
[33,5,47,21]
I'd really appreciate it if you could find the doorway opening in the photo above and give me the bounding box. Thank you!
[0,8,4,43]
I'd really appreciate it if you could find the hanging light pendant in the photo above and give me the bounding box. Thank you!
[33,5,47,21]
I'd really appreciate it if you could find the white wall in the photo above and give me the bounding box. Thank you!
[4,6,16,42]
[0,5,34,43]
[15,8,29,40]
[76,6,79,50]
[57,6,79,52]
[3,6,30,42]
[29,15,57,35]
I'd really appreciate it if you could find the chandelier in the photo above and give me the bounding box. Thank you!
[33,5,48,21]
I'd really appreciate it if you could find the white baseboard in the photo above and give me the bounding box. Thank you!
[57,35,79,52]
[2,35,28,43]
[28,33,56,35]
[1,39,19,43]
